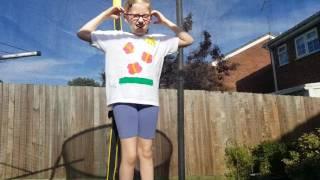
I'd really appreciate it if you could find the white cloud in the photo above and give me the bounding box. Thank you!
[0,56,103,84]
[0,58,75,82]
[0,58,65,73]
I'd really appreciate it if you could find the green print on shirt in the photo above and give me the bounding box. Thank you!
[119,77,153,86]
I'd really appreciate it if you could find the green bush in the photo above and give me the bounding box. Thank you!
[251,141,287,176]
[225,142,287,179]
[225,129,320,179]
[225,146,253,179]
[282,128,320,180]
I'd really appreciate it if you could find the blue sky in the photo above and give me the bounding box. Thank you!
[0,0,319,85]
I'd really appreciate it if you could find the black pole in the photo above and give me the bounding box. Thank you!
[176,0,185,180]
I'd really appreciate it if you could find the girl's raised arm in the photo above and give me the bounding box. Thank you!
[77,6,124,43]
[151,10,194,48]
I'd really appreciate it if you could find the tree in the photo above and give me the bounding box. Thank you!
[68,77,101,87]
[161,30,233,91]
[100,71,106,87]
[160,54,178,89]
[183,31,226,91]
[160,14,238,91]
[159,13,193,89]
[183,13,193,32]
[0,80,3,83]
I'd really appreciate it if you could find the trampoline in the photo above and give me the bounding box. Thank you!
[62,124,173,180]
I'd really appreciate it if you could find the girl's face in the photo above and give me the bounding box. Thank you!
[125,2,151,36]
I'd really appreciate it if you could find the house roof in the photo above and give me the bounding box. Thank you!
[267,11,320,48]
[223,33,275,60]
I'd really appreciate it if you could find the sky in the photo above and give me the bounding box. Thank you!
[0,0,319,85]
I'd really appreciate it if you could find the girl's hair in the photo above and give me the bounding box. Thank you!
[124,0,152,12]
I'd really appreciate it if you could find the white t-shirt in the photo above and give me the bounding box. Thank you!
[91,30,179,106]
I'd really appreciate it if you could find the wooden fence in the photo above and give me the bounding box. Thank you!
[1,83,320,179]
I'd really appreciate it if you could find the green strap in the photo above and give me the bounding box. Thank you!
[119,77,153,86]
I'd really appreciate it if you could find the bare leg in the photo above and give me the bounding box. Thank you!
[119,137,138,180]
[137,137,154,180]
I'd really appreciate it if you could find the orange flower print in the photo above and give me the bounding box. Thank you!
[123,42,134,54]
[142,52,152,63]
[127,63,142,74]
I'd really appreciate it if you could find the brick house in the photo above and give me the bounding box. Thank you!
[216,34,275,93]
[266,11,320,93]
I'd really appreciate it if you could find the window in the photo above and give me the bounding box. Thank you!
[295,28,320,59]
[296,36,306,57]
[306,30,320,53]
[277,44,289,66]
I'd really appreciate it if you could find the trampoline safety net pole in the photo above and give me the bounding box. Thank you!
[113,0,122,31]
[104,1,122,180]
[176,0,186,180]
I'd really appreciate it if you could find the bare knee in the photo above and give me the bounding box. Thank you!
[120,137,138,166]
[122,150,137,166]
[138,142,153,160]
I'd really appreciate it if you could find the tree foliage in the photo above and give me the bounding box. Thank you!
[100,71,105,87]
[160,31,237,91]
[67,77,101,87]
[182,13,193,32]
[183,31,225,91]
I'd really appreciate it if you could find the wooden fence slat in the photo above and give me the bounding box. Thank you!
[269,94,281,139]
[0,84,9,178]
[38,85,46,177]
[25,84,34,175]
[158,89,178,175]
[6,84,16,178]
[51,85,61,177]
[207,92,226,174]
[10,84,20,177]
[0,82,2,155]
[18,84,28,176]
[185,90,199,174]
[31,84,40,177]
[45,85,52,177]
[0,83,2,178]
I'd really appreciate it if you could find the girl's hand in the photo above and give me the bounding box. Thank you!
[151,10,169,25]
[105,6,124,19]
[151,10,194,48]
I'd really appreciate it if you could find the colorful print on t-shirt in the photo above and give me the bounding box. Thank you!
[127,62,142,74]
[91,30,179,106]
[144,37,157,47]
[142,52,152,63]
[123,42,134,54]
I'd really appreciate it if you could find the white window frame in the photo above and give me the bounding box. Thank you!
[277,44,289,66]
[294,27,320,59]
